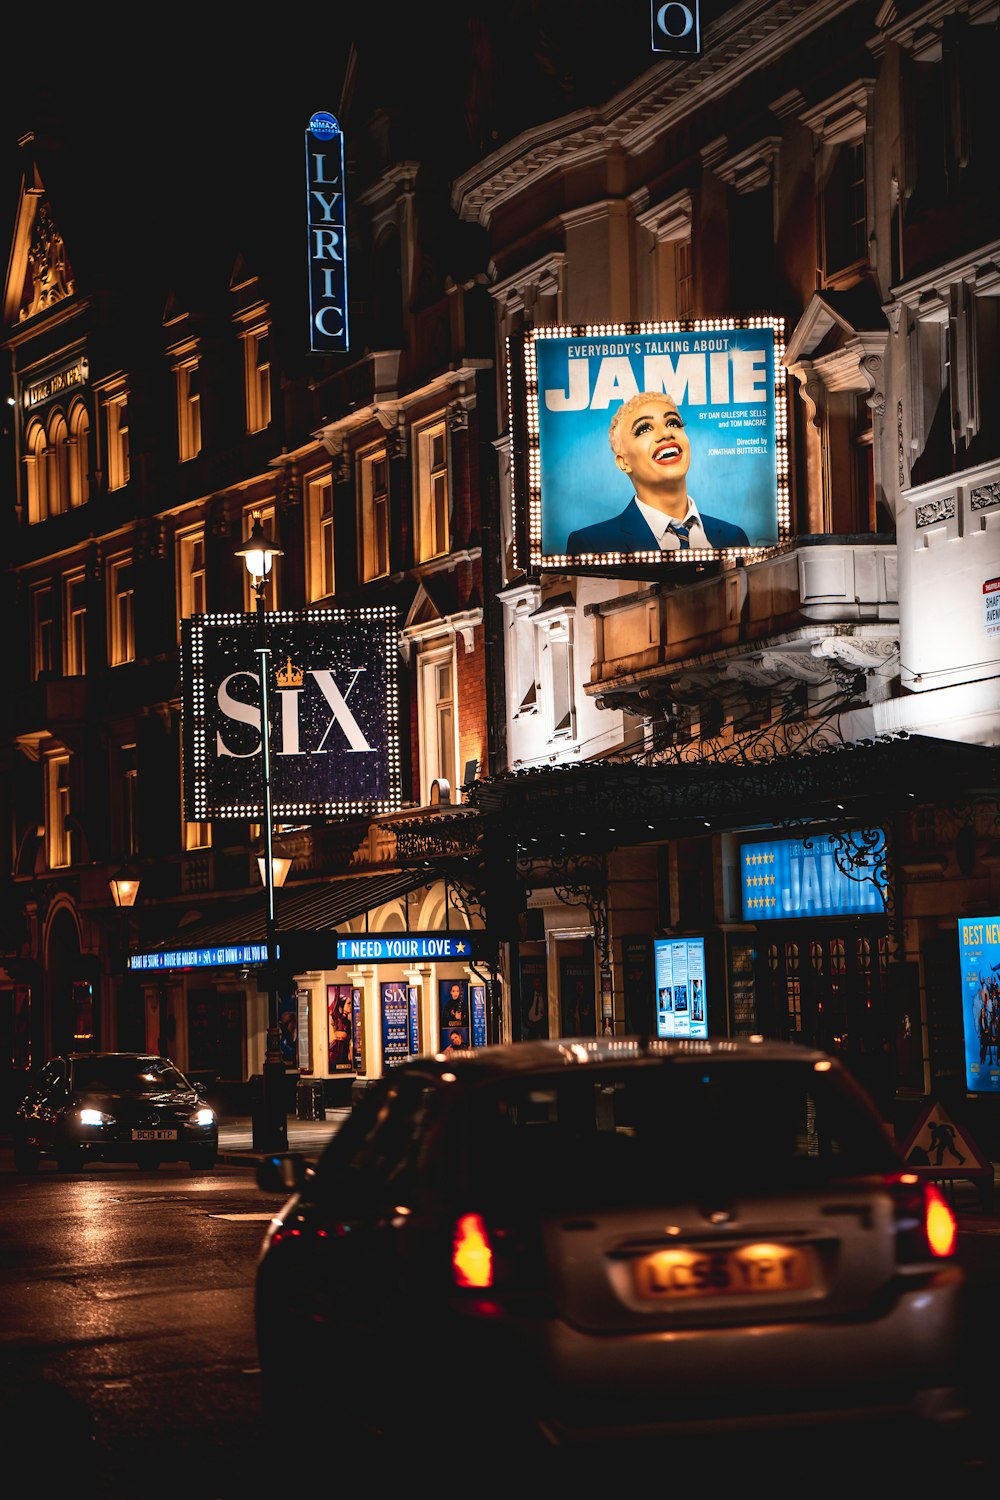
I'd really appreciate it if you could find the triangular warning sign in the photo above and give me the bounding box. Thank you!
[898,1100,992,1178]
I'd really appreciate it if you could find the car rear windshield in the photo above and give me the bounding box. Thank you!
[454,1059,901,1209]
[71,1056,192,1094]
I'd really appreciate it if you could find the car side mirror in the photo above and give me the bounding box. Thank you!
[257,1153,309,1194]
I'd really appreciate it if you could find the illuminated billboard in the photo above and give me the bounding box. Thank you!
[521,318,787,569]
[305,110,349,354]
[958,916,1000,1094]
[740,831,886,921]
[181,606,401,821]
[653,937,707,1039]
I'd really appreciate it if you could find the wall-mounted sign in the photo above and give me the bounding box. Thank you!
[650,2,701,55]
[654,937,707,1039]
[337,933,487,963]
[958,916,1000,1094]
[984,576,1000,637]
[740,830,886,921]
[305,110,349,354]
[522,318,786,569]
[182,607,400,821]
[130,942,268,973]
[25,358,88,409]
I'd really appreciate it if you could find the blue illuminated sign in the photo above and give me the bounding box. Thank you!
[337,934,484,963]
[650,2,701,56]
[740,830,886,921]
[306,110,349,353]
[130,943,268,973]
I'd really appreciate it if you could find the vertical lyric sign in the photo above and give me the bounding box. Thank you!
[306,110,349,354]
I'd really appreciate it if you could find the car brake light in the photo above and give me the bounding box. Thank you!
[892,1174,958,1262]
[452,1212,494,1288]
[924,1182,958,1258]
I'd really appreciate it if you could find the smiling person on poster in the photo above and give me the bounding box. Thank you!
[565,391,750,555]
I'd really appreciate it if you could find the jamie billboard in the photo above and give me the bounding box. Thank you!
[958,916,1000,1094]
[523,319,787,568]
[182,606,401,821]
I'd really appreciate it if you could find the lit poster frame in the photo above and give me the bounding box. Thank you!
[959,916,1000,1094]
[654,937,707,1039]
[521,317,787,570]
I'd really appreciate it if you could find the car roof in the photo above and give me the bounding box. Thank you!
[381,1034,837,1088]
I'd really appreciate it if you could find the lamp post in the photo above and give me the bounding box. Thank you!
[109,865,141,1050]
[235,511,288,1153]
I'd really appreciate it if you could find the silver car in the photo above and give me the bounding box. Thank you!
[255,1036,967,1478]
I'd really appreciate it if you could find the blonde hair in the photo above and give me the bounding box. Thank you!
[608,391,679,456]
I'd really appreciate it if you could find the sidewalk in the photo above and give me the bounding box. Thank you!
[217,1108,348,1167]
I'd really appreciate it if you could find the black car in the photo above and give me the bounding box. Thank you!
[254,1035,967,1478]
[13,1052,219,1172]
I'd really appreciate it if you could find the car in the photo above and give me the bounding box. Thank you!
[13,1051,219,1172]
[253,1035,969,1478]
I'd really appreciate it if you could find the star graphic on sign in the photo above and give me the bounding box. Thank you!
[456,941,469,953]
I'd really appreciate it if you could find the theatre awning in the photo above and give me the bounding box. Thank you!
[130,869,436,973]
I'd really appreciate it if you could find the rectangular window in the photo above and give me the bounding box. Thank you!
[175,357,202,462]
[819,141,867,287]
[418,646,458,804]
[360,447,389,582]
[177,525,207,622]
[45,752,72,869]
[120,743,138,858]
[511,609,538,716]
[241,503,279,611]
[32,584,55,679]
[414,419,449,562]
[106,392,130,490]
[676,238,694,320]
[242,325,271,434]
[64,571,87,676]
[108,553,135,666]
[305,472,336,601]
[181,740,211,849]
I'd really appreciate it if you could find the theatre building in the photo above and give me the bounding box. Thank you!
[1,6,998,1145]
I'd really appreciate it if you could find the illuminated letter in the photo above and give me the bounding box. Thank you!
[216,672,261,757]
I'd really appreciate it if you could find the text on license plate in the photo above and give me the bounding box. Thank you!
[131,1129,177,1141]
[632,1242,814,1300]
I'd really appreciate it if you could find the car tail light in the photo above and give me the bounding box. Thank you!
[923,1182,958,1258]
[452,1212,494,1288]
[891,1173,958,1262]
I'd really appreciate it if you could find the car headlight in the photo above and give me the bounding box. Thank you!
[78,1108,114,1126]
[190,1108,216,1127]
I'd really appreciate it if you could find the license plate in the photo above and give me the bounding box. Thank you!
[131,1129,177,1141]
[633,1242,814,1300]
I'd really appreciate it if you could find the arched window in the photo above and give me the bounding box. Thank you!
[25,420,48,523]
[48,412,70,515]
[69,402,90,507]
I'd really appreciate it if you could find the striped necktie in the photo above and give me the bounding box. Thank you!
[668,518,691,548]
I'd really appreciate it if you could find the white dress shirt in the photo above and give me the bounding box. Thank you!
[634,495,709,550]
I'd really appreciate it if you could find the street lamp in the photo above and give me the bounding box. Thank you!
[109,865,141,1050]
[235,510,287,1152]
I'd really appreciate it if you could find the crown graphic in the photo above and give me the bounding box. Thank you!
[275,655,304,689]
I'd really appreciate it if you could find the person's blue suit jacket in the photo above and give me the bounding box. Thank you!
[565,497,750,555]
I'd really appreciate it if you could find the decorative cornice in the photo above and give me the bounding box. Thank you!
[452,1,858,226]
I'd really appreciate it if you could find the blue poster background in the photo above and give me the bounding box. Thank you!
[534,325,779,557]
[959,916,1000,1093]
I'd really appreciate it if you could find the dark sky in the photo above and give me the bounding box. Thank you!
[0,6,697,311]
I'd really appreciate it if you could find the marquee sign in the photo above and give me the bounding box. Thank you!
[305,110,349,354]
[520,317,787,569]
[129,942,268,973]
[337,933,491,963]
[740,830,887,921]
[181,607,401,821]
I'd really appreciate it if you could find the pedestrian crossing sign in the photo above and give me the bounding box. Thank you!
[898,1099,992,1178]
